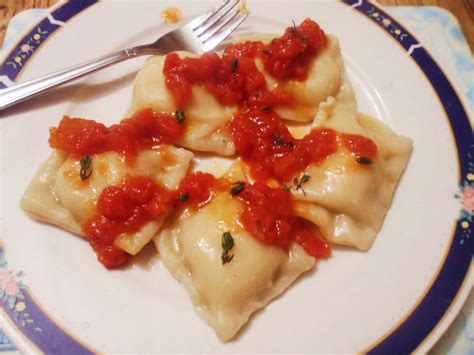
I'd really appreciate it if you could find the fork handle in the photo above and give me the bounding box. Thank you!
[0,45,154,111]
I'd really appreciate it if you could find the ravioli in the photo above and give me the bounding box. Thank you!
[290,83,412,250]
[21,145,193,255]
[128,53,237,156]
[257,35,345,123]
[154,163,315,341]
[22,16,413,342]
[128,34,346,156]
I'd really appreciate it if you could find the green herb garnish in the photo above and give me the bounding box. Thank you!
[291,20,307,44]
[356,156,373,165]
[282,184,292,192]
[261,105,272,111]
[274,133,294,148]
[275,134,285,146]
[300,174,311,183]
[174,193,190,207]
[230,181,245,196]
[293,174,311,195]
[231,58,239,73]
[291,20,298,33]
[221,231,235,265]
[79,155,92,180]
[175,109,186,124]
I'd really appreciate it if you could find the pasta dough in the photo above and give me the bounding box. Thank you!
[128,53,237,156]
[291,87,412,250]
[154,163,315,341]
[128,36,346,155]
[262,35,345,123]
[21,145,193,255]
[21,17,413,342]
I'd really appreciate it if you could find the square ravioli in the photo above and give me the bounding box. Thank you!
[289,82,412,250]
[154,163,316,341]
[21,145,193,257]
[20,16,413,342]
[127,26,345,156]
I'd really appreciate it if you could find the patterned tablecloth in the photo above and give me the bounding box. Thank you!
[0,5,472,354]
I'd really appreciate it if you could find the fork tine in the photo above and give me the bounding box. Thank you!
[202,12,249,53]
[199,9,239,42]
[194,0,240,36]
[186,0,237,31]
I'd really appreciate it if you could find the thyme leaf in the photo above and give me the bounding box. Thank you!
[300,174,311,183]
[291,19,307,44]
[293,174,311,195]
[291,19,298,33]
[231,58,239,73]
[175,109,186,124]
[275,134,285,146]
[79,155,92,180]
[221,231,235,265]
[174,193,189,207]
[356,156,373,165]
[274,133,294,147]
[230,181,245,196]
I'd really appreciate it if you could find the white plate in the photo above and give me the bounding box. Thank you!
[0,0,472,353]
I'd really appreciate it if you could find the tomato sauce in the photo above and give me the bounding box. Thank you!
[231,107,338,181]
[163,18,326,108]
[260,18,327,80]
[164,50,283,108]
[49,108,185,160]
[83,172,217,268]
[235,181,330,258]
[292,218,331,258]
[83,176,172,268]
[174,172,217,209]
[50,18,378,267]
[342,133,378,159]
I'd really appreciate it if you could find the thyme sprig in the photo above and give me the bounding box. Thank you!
[281,173,311,194]
[293,173,311,195]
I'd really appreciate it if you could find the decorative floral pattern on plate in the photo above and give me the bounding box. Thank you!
[367,6,409,41]
[0,250,41,333]
[5,27,48,70]
[456,149,474,245]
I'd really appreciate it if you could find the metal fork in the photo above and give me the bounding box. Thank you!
[0,0,248,111]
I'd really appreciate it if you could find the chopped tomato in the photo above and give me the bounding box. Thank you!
[237,182,295,249]
[235,182,332,257]
[342,133,378,159]
[261,18,327,80]
[49,108,185,159]
[83,173,220,268]
[292,218,331,258]
[231,107,337,181]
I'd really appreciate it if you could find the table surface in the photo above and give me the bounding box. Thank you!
[0,0,473,51]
